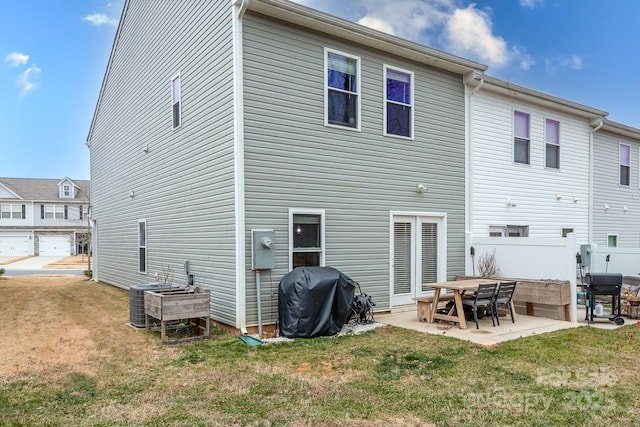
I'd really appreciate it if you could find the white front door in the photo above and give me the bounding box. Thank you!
[391,215,445,306]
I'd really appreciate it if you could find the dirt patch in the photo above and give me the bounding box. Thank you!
[0,275,157,378]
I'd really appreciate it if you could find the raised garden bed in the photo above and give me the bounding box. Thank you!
[144,287,210,343]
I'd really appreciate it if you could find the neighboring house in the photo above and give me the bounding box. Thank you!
[592,120,640,248]
[0,177,90,257]
[464,75,607,246]
[87,0,487,331]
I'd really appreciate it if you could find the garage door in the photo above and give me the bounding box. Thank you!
[39,235,70,256]
[0,236,29,256]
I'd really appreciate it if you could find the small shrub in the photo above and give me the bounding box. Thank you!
[477,249,500,277]
[83,269,92,278]
[0,267,5,277]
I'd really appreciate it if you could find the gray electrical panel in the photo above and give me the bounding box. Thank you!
[580,244,593,269]
[251,230,276,270]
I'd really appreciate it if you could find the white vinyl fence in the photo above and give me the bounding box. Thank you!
[467,233,578,322]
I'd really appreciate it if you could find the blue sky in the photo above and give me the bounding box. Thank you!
[2,0,639,180]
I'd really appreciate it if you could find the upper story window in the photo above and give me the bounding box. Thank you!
[545,119,560,169]
[172,73,181,129]
[325,49,360,130]
[63,185,70,197]
[620,143,630,186]
[514,111,530,165]
[1,203,25,219]
[384,66,413,138]
[41,204,67,220]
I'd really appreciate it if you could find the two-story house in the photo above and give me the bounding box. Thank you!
[464,74,607,244]
[592,120,640,248]
[87,0,487,332]
[0,177,90,257]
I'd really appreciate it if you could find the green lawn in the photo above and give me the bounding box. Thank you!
[2,323,640,426]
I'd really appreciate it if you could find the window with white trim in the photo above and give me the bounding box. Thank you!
[545,118,560,169]
[290,210,324,269]
[41,204,66,220]
[607,234,618,248]
[325,49,360,130]
[63,185,70,197]
[1,203,25,219]
[514,111,530,164]
[138,220,147,273]
[172,73,181,129]
[620,143,630,186]
[384,65,413,138]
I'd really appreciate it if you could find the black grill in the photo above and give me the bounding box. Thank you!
[584,273,624,325]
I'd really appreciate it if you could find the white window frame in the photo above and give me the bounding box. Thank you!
[44,204,65,220]
[489,226,505,237]
[513,110,531,165]
[607,234,618,248]
[383,65,414,140]
[171,73,181,129]
[138,219,147,274]
[324,48,361,131]
[288,208,325,271]
[619,143,630,186]
[545,118,560,169]
[1,203,24,219]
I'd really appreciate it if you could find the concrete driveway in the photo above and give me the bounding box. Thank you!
[0,256,65,269]
[0,256,85,276]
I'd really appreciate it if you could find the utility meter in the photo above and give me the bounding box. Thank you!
[251,230,276,270]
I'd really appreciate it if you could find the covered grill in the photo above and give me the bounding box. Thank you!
[584,273,625,325]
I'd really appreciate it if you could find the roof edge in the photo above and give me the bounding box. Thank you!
[245,0,487,75]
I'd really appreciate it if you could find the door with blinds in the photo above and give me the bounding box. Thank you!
[392,215,444,306]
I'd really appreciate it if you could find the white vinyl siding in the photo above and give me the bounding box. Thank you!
[470,90,590,242]
[592,129,640,247]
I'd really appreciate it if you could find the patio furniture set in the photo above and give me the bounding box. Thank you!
[415,279,517,329]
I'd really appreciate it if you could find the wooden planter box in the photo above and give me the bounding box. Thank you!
[144,287,210,343]
[455,276,571,321]
[512,280,571,321]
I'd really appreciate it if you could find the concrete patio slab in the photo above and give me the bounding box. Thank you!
[375,305,626,346]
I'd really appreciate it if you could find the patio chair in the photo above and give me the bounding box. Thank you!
[461,282,498,329]
[493,281,517,325]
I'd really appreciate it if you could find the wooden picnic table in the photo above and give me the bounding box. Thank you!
[427,278,498,329]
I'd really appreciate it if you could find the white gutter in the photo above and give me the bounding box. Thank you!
[463,72,485,275]
[588,117,605,246]
[232,0,249,334]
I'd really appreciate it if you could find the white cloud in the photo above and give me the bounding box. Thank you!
[357,16,396,35]
[511,46,535,71]
[83,13,118,27]
[446,5,508,67]
[545,54,584,74]
[17,64,41,96]
[519,0,544,9]
[355,0,452,44]
[5,52,29,67]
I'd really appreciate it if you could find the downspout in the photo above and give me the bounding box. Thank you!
[463,72,483,275]
[232,0,249,334]
[588,117,604,247]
